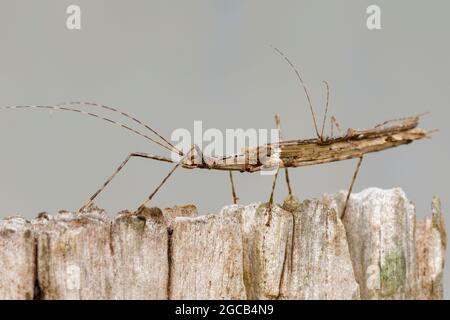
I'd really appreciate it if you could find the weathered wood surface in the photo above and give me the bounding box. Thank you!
[280,198,359,299]
[0,217,35,300]
[415,196,446,299]
[324,188,446,299]
[239,201,359,299]
[169,209,246,299]
[111,207,170,300]
[34,208,114,300]
[0,188,446,300]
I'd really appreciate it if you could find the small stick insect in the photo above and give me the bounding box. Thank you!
[0,48,432,220]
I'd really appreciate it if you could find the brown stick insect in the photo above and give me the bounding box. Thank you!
[0,48,432,221]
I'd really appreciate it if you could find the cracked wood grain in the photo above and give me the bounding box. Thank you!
[0,188,446,300]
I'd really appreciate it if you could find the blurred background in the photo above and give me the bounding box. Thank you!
[0,0,449,295]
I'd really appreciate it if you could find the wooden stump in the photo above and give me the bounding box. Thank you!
[324,187,447,300]
[169,209,246,299]
[0,217,35,300]
[415,196,446,299]
[281,197,360,299]
[111,207,170,299]
[0,188,446,300]
[34,208,113,300]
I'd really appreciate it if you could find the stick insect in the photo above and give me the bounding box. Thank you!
[0,48,431,222]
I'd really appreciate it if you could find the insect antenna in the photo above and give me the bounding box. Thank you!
[330,115,342,138]
[373,112,429,129]
[57,101,182,155]
[320,81,330,141]
[271,46,321,139]
[0,105,175,153]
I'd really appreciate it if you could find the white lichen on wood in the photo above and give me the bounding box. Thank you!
[0,188,446,300]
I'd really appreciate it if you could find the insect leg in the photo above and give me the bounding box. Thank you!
[192,144,239,204]
[266,167,281,227]
[78,152,175,213]
[284,168,293,195]
[275,114,293,195]
[134,145,196,213]
[341,155,364,219]
[228,171,239,204]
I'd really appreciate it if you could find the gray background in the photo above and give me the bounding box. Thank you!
[0,0,449,297]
